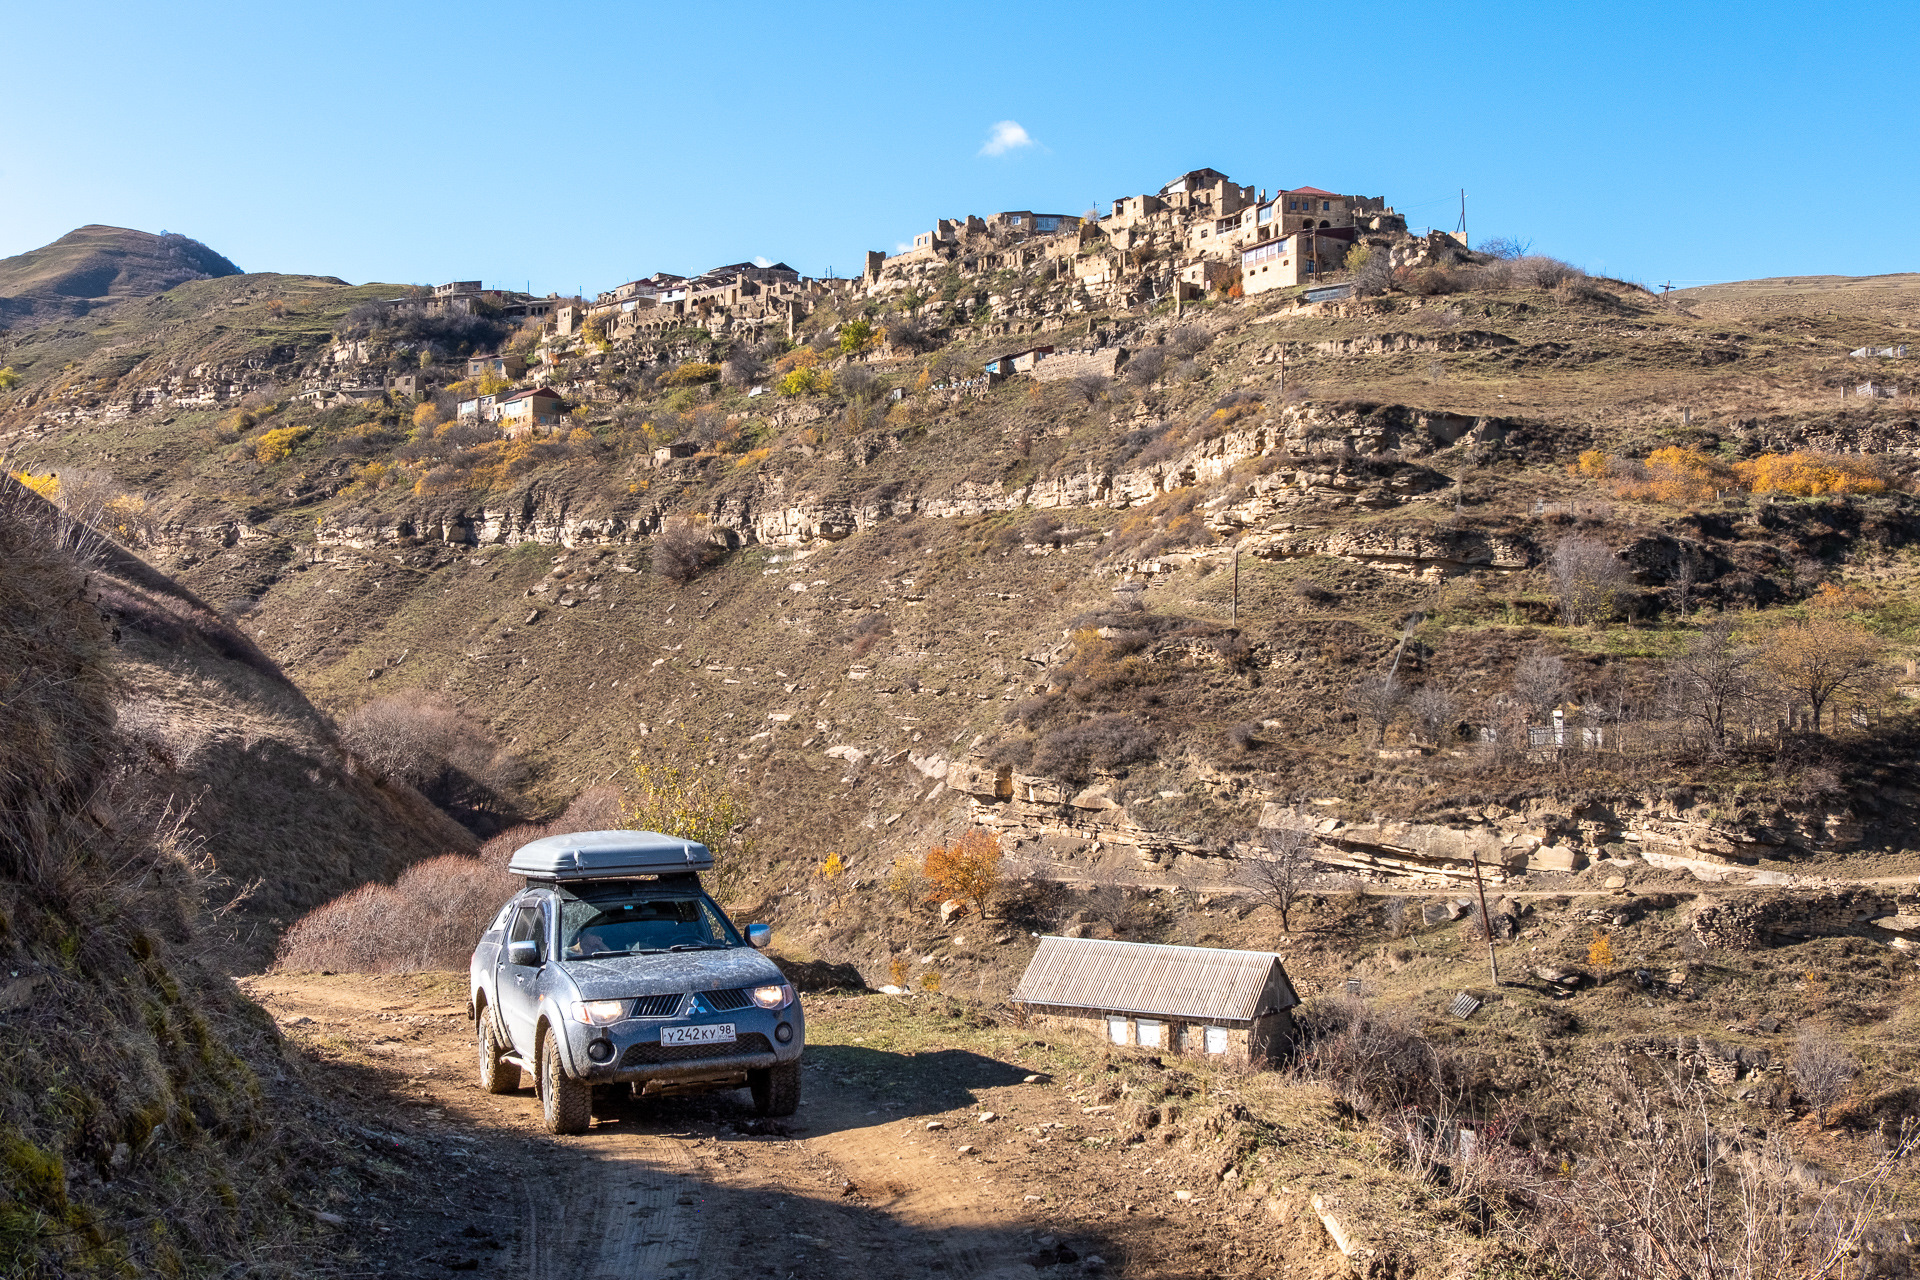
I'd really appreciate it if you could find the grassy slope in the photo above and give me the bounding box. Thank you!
[0,489,421,1277]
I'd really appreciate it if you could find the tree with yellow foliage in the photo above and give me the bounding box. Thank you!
[621,757,753,898]
[1733,451,1886,497]
[412,400,442,431]
[923,829,1003,920]
[1642,446,1731,505]
[1760,617,1882,731]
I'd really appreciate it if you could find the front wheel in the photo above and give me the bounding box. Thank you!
[476,1008,519,1095]
[749,1060,801,1117]
[539,1031,591,1135]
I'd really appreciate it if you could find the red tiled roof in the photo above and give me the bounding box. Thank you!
[1287,186,1340,197]
[500,386,562,404]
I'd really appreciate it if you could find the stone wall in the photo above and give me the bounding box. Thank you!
[1029,348,1127,383]
[1690,888,1897,950]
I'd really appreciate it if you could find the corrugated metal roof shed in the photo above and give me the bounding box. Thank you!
[1011,937,1300,1024]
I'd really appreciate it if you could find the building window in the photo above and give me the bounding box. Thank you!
[1204,1026,1230,1055]
[1258,206,1273,224]
[1322,201,1331,211]
[1136,1020,1164,1049]
[1107,1017,1130,1046]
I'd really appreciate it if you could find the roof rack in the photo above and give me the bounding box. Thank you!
[507,829,713,881]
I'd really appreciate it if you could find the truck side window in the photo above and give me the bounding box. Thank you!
[507,903,542,964]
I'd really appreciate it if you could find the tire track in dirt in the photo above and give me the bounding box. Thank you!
[248,975,1086,1280]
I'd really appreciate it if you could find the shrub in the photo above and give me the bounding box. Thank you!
[275,854,519,972]
[1031,714,1157,782]
[1295,996,1454,1113]
[0,366,21,391]
[652,516,714,584]
[340,690,524,832]
[1790,1030,1859,1123]
[253,425,311,463]
[660,362,721,387]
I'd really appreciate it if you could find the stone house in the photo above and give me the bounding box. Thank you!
[1011,936,1301,1064]
[497,387,566,436]
[1240,227,1359,296]
[983,345,1055,377]
[456,393,498,423]
[468,353,528,380]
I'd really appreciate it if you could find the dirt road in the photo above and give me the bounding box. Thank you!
[244,974,1283,1280]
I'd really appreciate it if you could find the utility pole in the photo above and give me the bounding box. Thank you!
[1470,848,1500,986]
[1455,189,1468,250]
[1231,543,1242,625]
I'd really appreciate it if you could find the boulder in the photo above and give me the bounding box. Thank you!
[939,899,969,924]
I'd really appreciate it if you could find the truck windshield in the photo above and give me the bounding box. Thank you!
[558,891,742,960]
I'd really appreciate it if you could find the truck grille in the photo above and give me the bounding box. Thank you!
[701,988,753,1011]
[619,1032,772,1067]
[629,994,683,1018]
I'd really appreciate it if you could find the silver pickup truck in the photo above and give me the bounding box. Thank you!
[469,830,803,1135]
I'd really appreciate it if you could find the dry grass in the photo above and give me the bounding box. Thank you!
[0,479,352,1276]
[277,785,623,973]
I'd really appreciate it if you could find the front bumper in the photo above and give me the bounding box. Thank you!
[564,1003,804,1085]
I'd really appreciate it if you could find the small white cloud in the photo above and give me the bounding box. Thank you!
[979,120,1037,157]
[752,255,772,268]
[894,242,913,254]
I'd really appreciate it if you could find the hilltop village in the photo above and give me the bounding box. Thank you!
[280,167,1453,429]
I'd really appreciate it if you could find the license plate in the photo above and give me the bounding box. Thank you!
[661,1023,735,1047]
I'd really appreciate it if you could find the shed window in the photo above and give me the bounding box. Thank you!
[1204,1026,1230,1055]
[1107,1017,1130,1046]
[1136,1020,1164,1049]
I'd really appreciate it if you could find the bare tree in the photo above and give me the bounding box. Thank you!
[1550,534,1635,626]
[1477,235,1535,260]
[721,348,766,388]
[1509,647,1569,725]
[1790,1030,1858,1124]
[1671,543,1700,619]
[1665,617,1761,755]
[1344,674,1403,746]
[1068,372,1111,405]
[1234,825,1322,932]
[1408,685,1457,744]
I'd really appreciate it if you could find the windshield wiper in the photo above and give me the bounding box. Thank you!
[668,942,724,952]
[576,949,639,960]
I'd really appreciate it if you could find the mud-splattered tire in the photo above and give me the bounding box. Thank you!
[540,1030,591,1135]
[476,1008,520,1095]
[750,1060,801,1117]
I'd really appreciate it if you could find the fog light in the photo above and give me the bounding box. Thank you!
[587,1038,614,1063]
[774,1022,794,1044]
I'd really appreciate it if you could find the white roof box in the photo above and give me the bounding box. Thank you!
[507,829,713,881]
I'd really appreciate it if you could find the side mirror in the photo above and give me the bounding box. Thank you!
[746,924,771,950]
[507,939,540,967]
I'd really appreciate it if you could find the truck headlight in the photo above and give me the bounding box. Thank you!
[749,983,794,1010]
[572,999,627,1025]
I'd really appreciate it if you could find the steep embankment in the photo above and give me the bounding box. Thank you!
[0,488,324,1275]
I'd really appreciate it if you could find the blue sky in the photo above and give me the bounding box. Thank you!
[4,0,1914,293]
